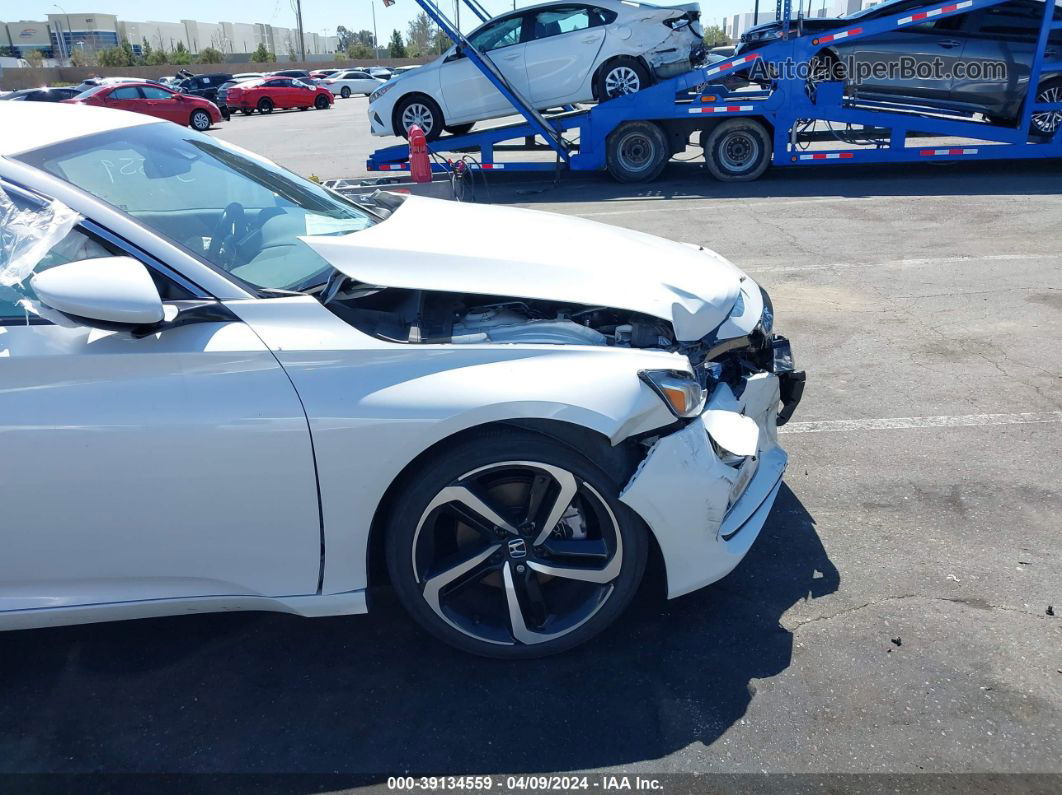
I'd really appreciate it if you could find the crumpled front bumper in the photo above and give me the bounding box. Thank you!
[620,369,802,598]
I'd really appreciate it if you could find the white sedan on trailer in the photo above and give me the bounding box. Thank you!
[0,103,803,658]
[321,69,386,99]
[369,0,705,140]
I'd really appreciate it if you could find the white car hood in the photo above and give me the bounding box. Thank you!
[301,196,743,342]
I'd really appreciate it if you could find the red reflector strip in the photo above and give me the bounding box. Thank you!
[478,163,504,169]
[375,163,410,170]
[817,27,863,43]
[704,54,759,76]
[687,104,754,114]
[798,152,855,160]
[899,0,971,25]
[920,147,978,156]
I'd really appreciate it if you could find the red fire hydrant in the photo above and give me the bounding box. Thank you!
[407,124,432,184]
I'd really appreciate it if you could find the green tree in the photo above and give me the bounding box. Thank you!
[388,29,407,58]
[336,25,355,52]
[147,46,169,65]
[69,47,95,67]
[702,25,730,47]
[172,40,192,65]
[406,11,435,56]
[97,44,133,67]
[250,43,276,63]
[431,28,450,55]
[347,43,373,59]
[198,46,224,63]
[24,49,45,68]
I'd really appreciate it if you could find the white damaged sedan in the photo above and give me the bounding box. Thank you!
[0,104,803,658]
[369,0,705,140]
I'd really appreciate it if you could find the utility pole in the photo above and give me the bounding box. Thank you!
[294,0,306,61]
[754,0,760,25]
[371,0,379,57]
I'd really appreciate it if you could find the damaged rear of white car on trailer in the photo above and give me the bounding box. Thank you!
[0,103,803,658]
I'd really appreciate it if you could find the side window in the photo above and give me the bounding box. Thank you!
[110,86,142,100]
[590,7,618,25]
[532,6,593,40]
[972,1,1046,41]
[902,14,964,33]
[0,189,120,320]
[265,79,288,87]
[469,15,526,51]
[140,86,174,100]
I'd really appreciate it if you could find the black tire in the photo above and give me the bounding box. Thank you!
[605,120,669,183]
[299,106,309,111]
[444,122,475,136]
[597,56,651,101]
[314,94,330,110]
[340,86,351,99]
[240,108,254,116]
[385,430,648,659]
[1031,77,1062,139]
[257,97,274,114]
[189,109,212,131]
[393,93,445,141]
[701,118,772,182]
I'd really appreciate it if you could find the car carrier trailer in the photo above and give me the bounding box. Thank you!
[367,0,1062,183]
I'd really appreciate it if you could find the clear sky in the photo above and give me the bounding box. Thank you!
[19,1,755,39]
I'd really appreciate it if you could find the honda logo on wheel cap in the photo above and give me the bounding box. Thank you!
[507,538,527,559]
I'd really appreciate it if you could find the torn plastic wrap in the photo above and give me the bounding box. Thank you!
[0,188,82,322]
[0,188,82,289]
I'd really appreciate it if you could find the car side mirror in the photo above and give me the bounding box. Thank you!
[446,45,464,62]
[31,256,164,332]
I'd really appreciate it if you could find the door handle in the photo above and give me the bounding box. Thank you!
[502,52,521,60]
[937,39,961,48]
[581,35,598,43]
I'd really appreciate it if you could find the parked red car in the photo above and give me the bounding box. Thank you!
[62,82,222,131]
[223,77,334,115]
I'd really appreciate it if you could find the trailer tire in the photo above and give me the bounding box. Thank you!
[701,118,772,182]
[606,121,669,183]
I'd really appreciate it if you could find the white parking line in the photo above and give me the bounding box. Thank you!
[750,253,1059,274]
[779,411,1062,434]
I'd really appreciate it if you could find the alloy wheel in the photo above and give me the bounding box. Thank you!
[401,102,435,134]
[190,110,211,131]
[1032,85,1062,135]
[411,461,623,647]
[604,66,642,98]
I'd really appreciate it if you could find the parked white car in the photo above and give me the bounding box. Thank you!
[321,69,386,98]
[0,103,802,658]
[369,0,704,140]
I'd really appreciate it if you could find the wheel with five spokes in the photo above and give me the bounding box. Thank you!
[385,431,648,658]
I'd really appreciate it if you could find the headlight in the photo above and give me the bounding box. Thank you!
[640,370,706,418]
[758,286,774,335]
[369,83,394,103]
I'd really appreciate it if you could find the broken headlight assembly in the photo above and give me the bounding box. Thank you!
[640,369,706,418]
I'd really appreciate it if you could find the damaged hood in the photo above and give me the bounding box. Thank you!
[301,196,743,342]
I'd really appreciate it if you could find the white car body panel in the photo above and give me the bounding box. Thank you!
[222,296,682,594]
[301,196,742,342]
[0,103,794,634]
[326,72,385,96]
[369,0,703,135]
[0,318,322,613]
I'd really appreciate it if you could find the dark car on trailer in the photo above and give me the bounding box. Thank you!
[736,0,1062,134]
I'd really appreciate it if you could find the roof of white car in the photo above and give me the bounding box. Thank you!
[0,102,160,158]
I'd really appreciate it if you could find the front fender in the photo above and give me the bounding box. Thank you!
[227,297,683,594]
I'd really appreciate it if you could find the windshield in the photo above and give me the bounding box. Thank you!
[15,123,374,293]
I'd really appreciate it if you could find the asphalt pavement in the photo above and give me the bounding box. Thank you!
[2,99,1060,786]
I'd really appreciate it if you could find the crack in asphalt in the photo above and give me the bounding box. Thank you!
[786,593,1060,630]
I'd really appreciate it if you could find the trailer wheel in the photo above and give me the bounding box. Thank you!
[606,121,669,183]
[701,119,772,182]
